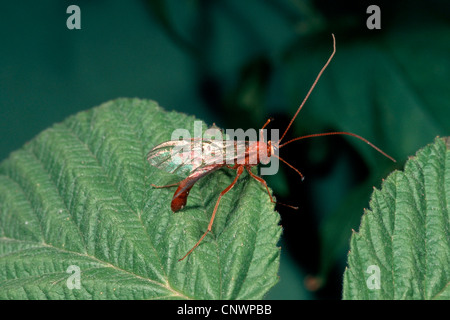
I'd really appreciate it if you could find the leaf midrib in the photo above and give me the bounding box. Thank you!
[0,236,190,299]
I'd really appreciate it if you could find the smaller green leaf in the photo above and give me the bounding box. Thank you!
[343,137,450,300]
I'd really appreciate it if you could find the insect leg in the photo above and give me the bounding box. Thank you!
[245,166,299,210]
[245,166,275,203]
[151,181,181,188]
[178,165,245,261]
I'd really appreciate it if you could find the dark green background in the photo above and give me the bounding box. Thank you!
[1,0,449,299]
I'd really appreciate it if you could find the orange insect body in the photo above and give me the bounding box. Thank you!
[158,139,274,213]
[147,34,395,261]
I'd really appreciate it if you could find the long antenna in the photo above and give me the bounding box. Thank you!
[280,132,396,162]
[272,154,305,180]
[278,34,336,145]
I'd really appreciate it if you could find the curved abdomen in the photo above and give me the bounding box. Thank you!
[171,164,225,212]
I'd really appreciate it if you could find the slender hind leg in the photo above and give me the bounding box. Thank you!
[179,166,245,261]
[151,181,181,188]
[245,166,298,210]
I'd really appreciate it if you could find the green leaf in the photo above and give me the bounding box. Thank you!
[343,137,450,299]
[0,98,281,300]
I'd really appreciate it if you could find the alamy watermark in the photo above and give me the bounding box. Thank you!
[366,265,381,290]
[66,265,81,289]
[367,5,381,29]
[66,5,81,30]
[168,121,279,176]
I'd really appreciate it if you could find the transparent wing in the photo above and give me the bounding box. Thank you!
[147,139,201,177]
[201,140,248,166]
[147,138,247,177]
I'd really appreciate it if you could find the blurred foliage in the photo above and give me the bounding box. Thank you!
[1,0,449,299]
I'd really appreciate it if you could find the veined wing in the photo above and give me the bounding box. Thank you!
[147,138,250,176]
[201,139,249,166]
[147,139,202,177]
[147,138,247,177]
